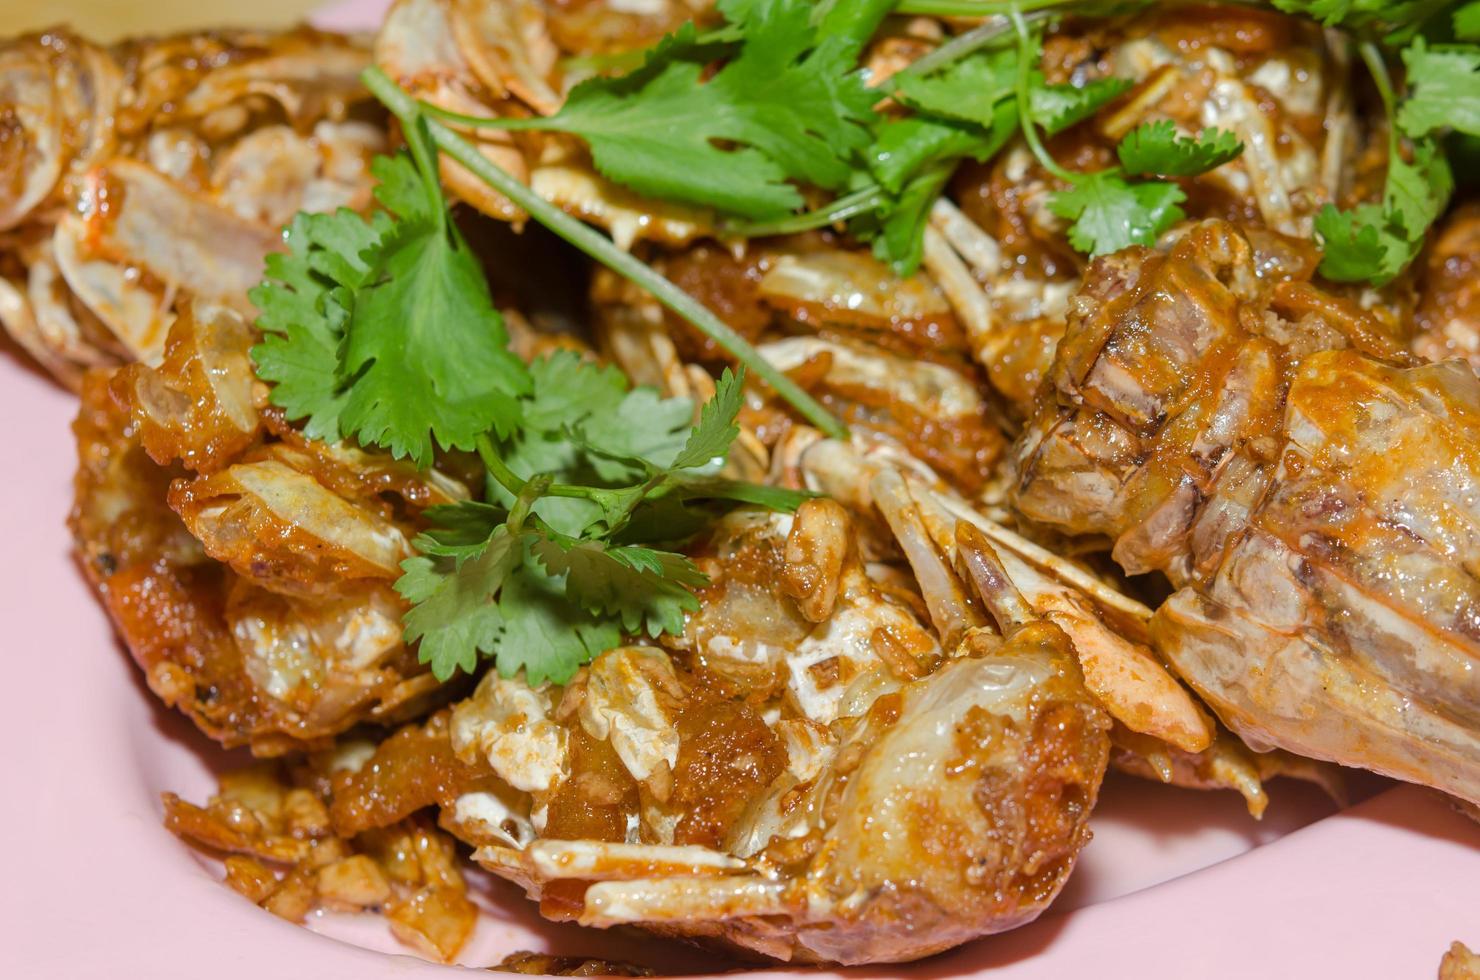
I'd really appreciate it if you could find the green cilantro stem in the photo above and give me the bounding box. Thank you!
[401,115,449,231]
[476,433,531,496]
[897,0,1069,15]
[415,104,548,132]
[361,67,849,441]
[887,16,1020,86]
[1009,6,1081,184]
[722,184,889,236]
[508,475,552,532]
[1358,40,1400,160]
[477,433,639,504]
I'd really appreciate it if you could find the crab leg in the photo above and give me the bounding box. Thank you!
[486,841,750,881]
[868,466,985,649]
[901,471,1215,753]
[581,876,790,927]
[930,489,1154,621]
[956,522,1035,630]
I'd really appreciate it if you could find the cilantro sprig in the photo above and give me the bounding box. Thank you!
[406,0,1466,282]
[401,365,808,684]
[1313,38,1462,284]
[1003,8,1241,256]
[252,99,813,686]
[1261,0,1472,285]
[252,122,528,467]
[718,1,1236,269]
[1116,120,1244,177]
[365,67,847,442]
[426,0,887,221]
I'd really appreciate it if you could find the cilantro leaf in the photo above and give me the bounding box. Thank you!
[499,434,595,535]
[1269,0,1358,25]
[337,152,530,468]
[1048,172,1186,256]
[894,49,1019,126]
[858,99,1017,273]
[576,388,695,481]
[532,533,704,637]
[1269,0,1444,35]
[811,0,898,55]
[1385,138,1454,238]
[487,351,696,530]
[1030,74,1132,134]
[534,0,875,219]
[495,560,623,686]
[1117,121,1244,176]
[249,208,384,442]
[866,111,1008,194]
[414,501,507,562]
[251,133,530,469]
[1313,203,1411,284]
[522,351,629,432]
[1457,1,1480,40]
[399,518,636,686]
[857,161,954,275]
[1313,130,1451,286]
[1299,34,1459,286]
[399,525,519,680]
[671,367,743,470]
[1397,39,1480,138]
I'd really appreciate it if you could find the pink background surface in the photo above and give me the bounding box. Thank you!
[2,1,1478,974]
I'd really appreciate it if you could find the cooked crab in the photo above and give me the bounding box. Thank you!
[326,428,1341,962]
[0,27,384,386]
[70,300,466,754]
[334,496,1112,964]
[23,0,1470,970]
[1413,203,1480,371]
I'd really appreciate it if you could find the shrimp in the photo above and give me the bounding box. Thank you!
[1012,219,1480,807]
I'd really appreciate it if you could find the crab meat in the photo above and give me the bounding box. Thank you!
[463,571,1109,964]
[169,457,414,596]
[210,121,386,229]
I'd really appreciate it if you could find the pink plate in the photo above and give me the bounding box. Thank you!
[3,3,1478,973]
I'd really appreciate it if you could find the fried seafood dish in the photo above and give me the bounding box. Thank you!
[0,26,383,386]
[7,0,1479,970]
[1013,219,1480,804]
